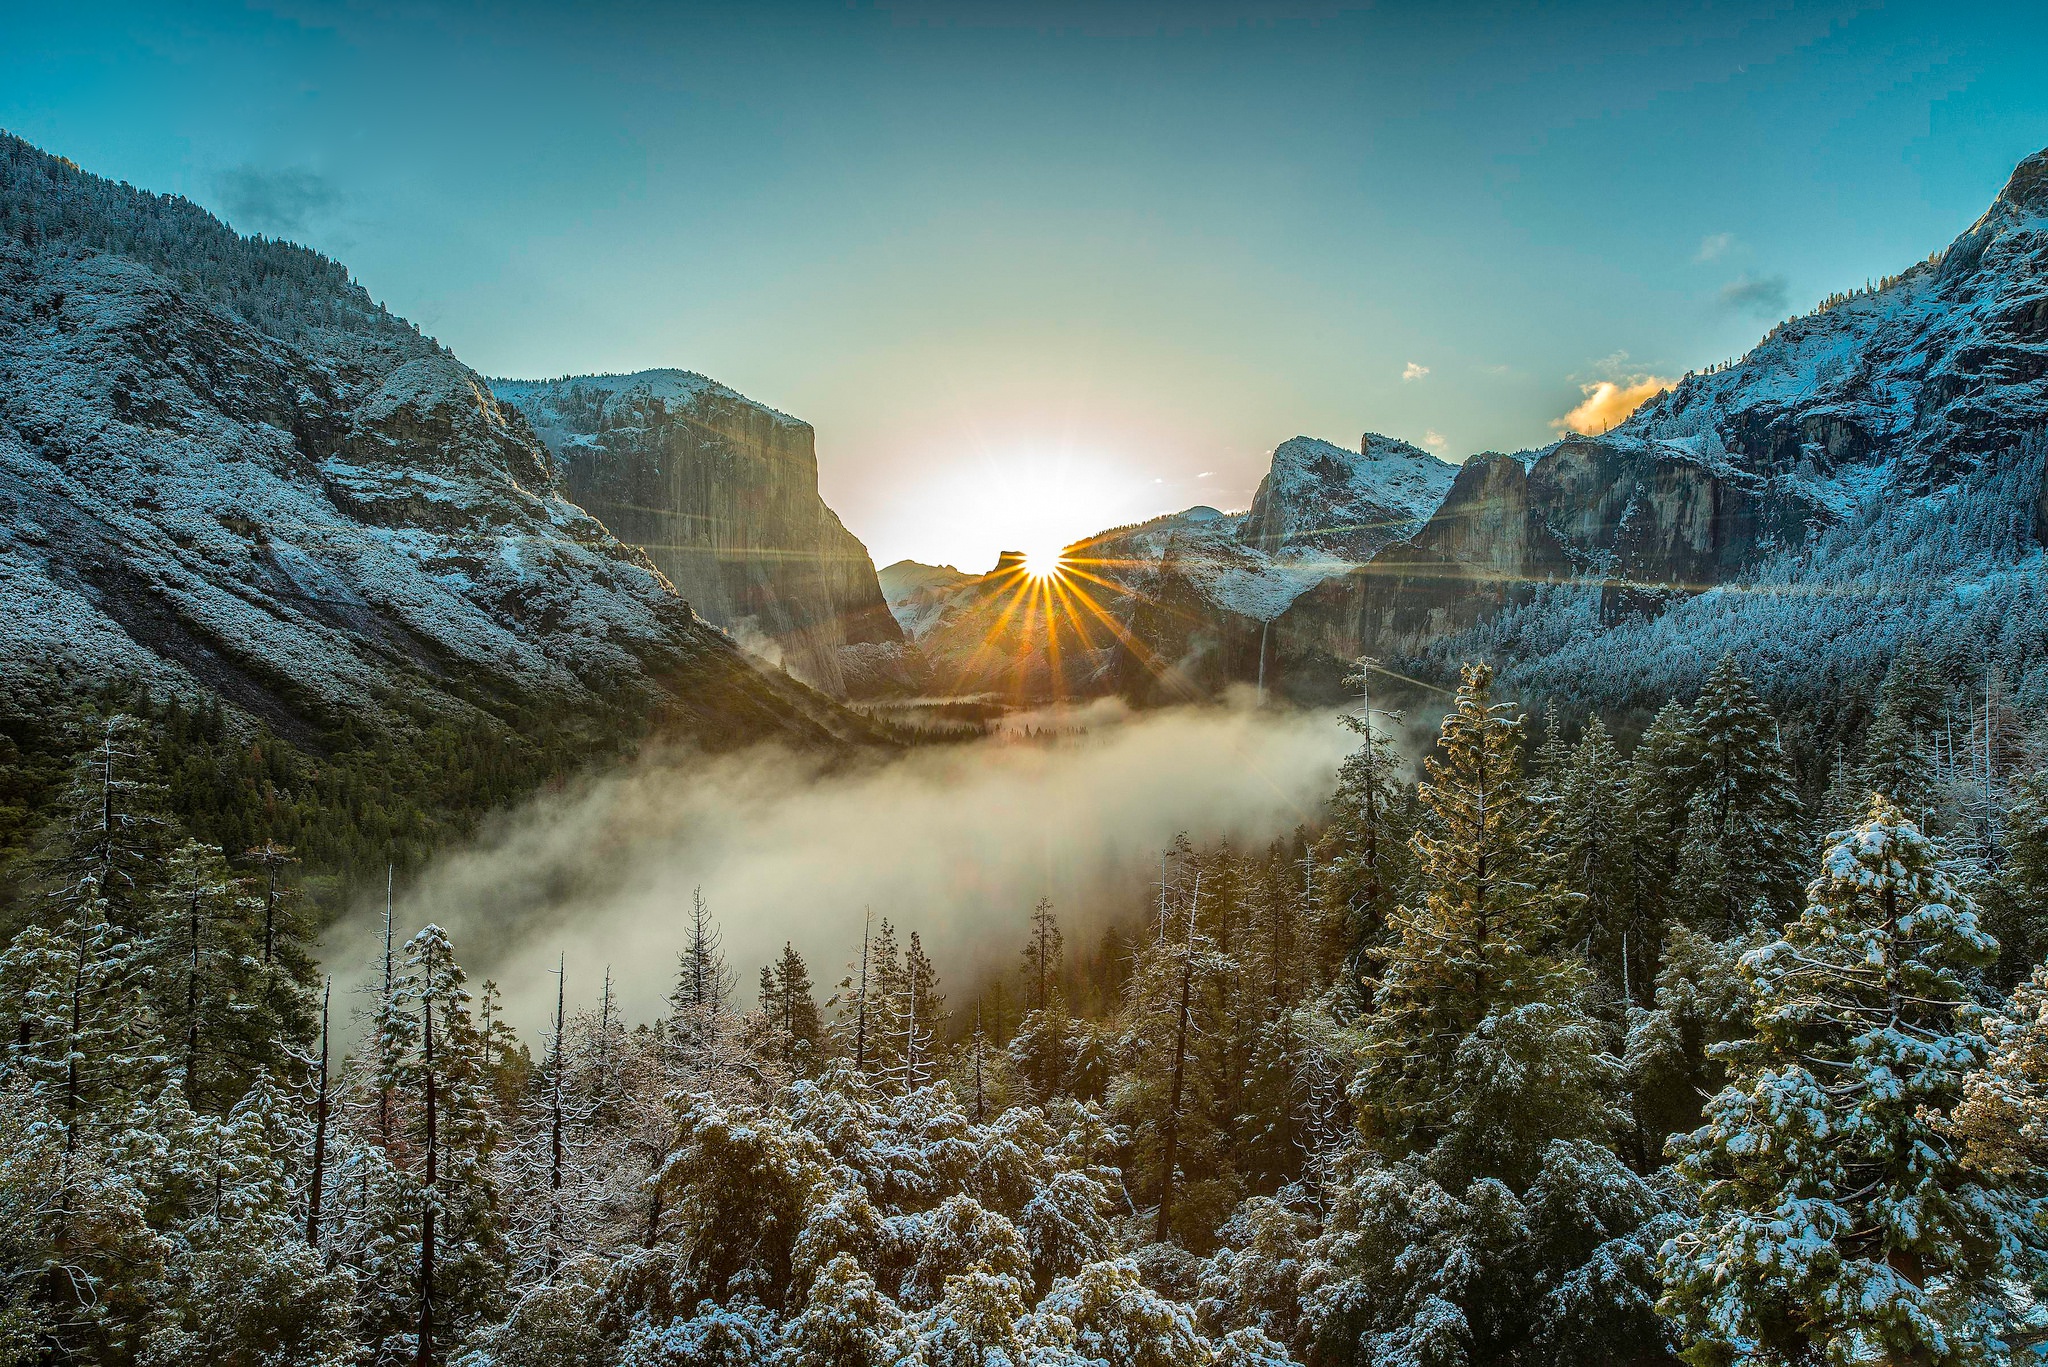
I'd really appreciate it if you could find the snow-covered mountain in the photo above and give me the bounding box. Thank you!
[491,370,911,698]
[0,133,873,754]
[1238,433,1456,558]
[891,146,2048,712]
[1266,144,2048,710]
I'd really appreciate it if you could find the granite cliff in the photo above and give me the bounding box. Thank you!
[492,371,911,698]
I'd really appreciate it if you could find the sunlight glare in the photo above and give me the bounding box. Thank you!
[1023,544,1066,579]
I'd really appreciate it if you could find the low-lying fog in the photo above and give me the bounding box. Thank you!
[322,696,1356,1036]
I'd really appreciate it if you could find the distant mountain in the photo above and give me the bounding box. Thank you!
[0,135,876,779]
[1239,433,1457,559]
[894,437,1457,700]
[492,371,912,698]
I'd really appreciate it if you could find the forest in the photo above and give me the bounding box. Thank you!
[4,648,2048,1367]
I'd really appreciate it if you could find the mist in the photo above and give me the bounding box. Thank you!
[321,698,1357,1037]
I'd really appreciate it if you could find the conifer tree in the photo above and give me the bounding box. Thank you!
[1953,959,2048,1179]
[1662,797,2035,1367]
[887,932,944,1092]
[1620,700,1698,941]
[1021,898,1063,1014]
[1320,660,1410,1004]
[1685,654,1804,926]
[864,919,905,1079]
[1350,663,1607,1187]
[758,941,824,1076]
[1552,717,1637,995]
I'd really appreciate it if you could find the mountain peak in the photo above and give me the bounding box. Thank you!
[1994,145,2048,216]
[1238,433,1458,559]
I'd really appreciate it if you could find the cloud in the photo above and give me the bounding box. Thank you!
[322,702,1360,1037]
[212,165,341,237]
[1423,429,1447,450]
[1695,232,1735,263]
[1401,361,1430,382]
[1719,272,1790,319]
[1551,376,1676,436]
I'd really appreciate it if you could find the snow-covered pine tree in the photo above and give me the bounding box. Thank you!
[885,932,944,1093]
[1685,654,1805,927]
[1350,662,1607,1187]
[1317,728,1409,1013]
[864,918,905,1079]
[1552,717,1638,997]
[357,925,506,1363]
[667,886,735,1083]
[1621,700,1698,941]
[1953,959,2048,1178]
[1661,796,2036,1367]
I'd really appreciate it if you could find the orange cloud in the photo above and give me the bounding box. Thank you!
[1552,376,1675,436]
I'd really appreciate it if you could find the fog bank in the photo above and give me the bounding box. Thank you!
[323,699,1355,1036]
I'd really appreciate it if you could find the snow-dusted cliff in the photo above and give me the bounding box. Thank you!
[491,371,910,698]
[0,133,871,751]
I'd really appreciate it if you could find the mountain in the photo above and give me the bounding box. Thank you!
[491,371,913,698]
[895,146,2047,723]
[894,434,1458,701]
[1239,433,1459,558]
[1262,145,2048,718]
[0,132,877,847]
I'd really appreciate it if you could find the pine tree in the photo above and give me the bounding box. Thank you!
[1620,700,1698,943]
[1552,717,1637,996]
[1662,797,2035,1367]
[1350,663,1608,1187]
[864,919,905,1079]
[1685,654,1805,926]
[358,924,506,1363]
[1318,713,1409,1011]
[758,942,824,1076]
[887,933,944,1092]
[1953,959,2048,1178]
[1020,898,1063,1015]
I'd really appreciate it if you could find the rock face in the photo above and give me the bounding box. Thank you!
[491,372,909,697]
[0,133,873,753]
[1238,433,1456,559]
[1270,441,1820,692]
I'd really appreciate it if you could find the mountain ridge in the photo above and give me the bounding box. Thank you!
[0,132,882,882]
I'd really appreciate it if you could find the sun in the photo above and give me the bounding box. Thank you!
[1022,544,1066,579]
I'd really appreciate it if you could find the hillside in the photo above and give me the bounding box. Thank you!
[0,133,879,894]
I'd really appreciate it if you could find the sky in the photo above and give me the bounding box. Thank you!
[4,1,2046,571]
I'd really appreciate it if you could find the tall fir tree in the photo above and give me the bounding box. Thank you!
[1662,797,2036,1367]
[758,942,825,1076]
[1685,655,1805,927]
[1350,663,1609,1187]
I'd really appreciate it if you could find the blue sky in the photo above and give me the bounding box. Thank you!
[5,1,2045,568]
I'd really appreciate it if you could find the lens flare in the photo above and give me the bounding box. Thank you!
[1023,545,1065,578]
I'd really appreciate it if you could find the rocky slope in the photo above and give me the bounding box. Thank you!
[491,371,910,698]
[0,133,876,764]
